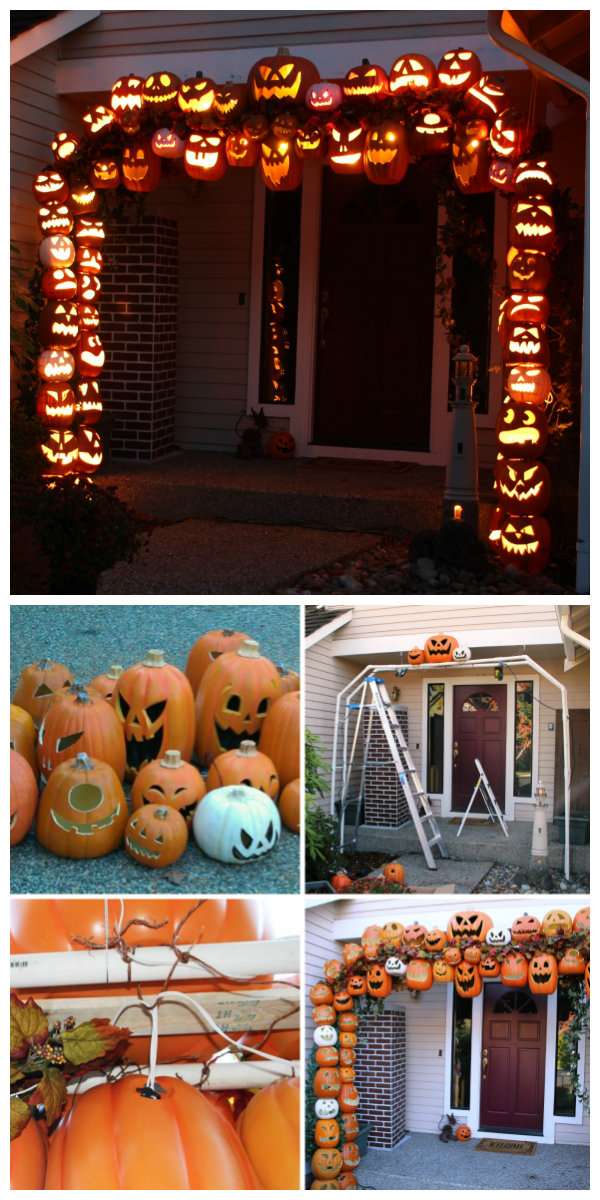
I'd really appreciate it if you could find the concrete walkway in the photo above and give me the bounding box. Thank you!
[357,1131,589,1190]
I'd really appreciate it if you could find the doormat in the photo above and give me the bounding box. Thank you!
[475,1139,537,1156]
[448,817,495,826]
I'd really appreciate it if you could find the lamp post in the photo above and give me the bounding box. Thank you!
[443,344,479,531]
[531,779,549,861]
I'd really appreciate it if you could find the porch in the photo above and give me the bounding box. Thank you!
[356,1131,589,1191]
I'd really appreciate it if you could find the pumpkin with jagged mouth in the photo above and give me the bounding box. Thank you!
[249,55,319,104]
[498,516,550,571]
[496,402,548,458]
[38,201,73,236]
[389,53,436,95]
[506,322,548,365]
[132,750,206,824]
[39,300,79,348]
[33,171,68,201]
[510,195,555,249]
[76,379,103,423]
[528,953,558,994]
[35,752,126,859]
[178,76,216,118]
[213,82,247,119]
[507,247,551,291]
[364,121,408,185]
[37,384,76,428]
[143,71,181,111]
[495,460,550,515]
[111,74,144,115]
[83,105,115,136]
[514,158,554,195]
[343,61,388,100]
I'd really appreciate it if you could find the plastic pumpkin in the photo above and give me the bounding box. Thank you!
[41,267,78,300]
[455,1124,471,1141]
[405,921,428,946]
[511,913,541,943]
[341,1142,360,1170]
[490,109,526,159]
[510,196,555,251]
[437,47,481,92]
[479,954,500,978]
[389,52,436,95]
[314,1068,341,1098]
[10,749,38,846]
[367,963,392,997]
[361,925,383,958]
[505,365,551,405]
[316,1046,340,1067]
[424,635,459,664]
[88,664,123,702]
[514,158,555,195]
[406,960,433,991]
[423,928,446,953]
[528,953,558,994]
[280,778,300,833]
[455,961,482,998]
[257,689,299,788]
[10,1116,48,1190]
[178,76,216,121]
[343,60,388,101]
[464,945,482,965]
[125,804,188,868]
[40,428,79,476]
[432,959,455,984]
[382,921,404,949]
[38,199,73,235]
[312,1148,343,1181]
[338,1084,360,1113]
[310,982,334,1005]
[132,750,206,822]
[327,119,364,173]
[10,705,38,776]
[248,54,319,106]
[36,752,127,859]
[33,170,68,202]
[238,1076,299,1188]
[195,639,281,767]
[558,949,586,976]
[363,121,408,185]
[501,951,529,988]
[495,402,548,460]
[465,74,506,117]
[206,739,279,798]
[342,943,363,968]
[542,909,573,937]
[585,962,590,997]
[487,927,512,949]
[193,783,281,863]
[497,515,551,574]
[45,1074,259,1188]
[452,119,492,195]
[347,974,367,996]
[142,70,181,112]
[37,685,126,783]
[213,82,248,121]
[37,347,75,383]
[507,247,551,291]
[573,907,590,934]
[306,80,342,112]
[259,134,303,192]
[186,629,251,697]
[39,299,79,348]
[184,128,227,181]
[410,106,452,156]
[152,127,185,158]
[114,650,195,775]
[407,647,425,666]
[315,1118,340,1148]
[324,960,343,983]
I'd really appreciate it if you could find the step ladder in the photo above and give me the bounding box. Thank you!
[456,757,509,839]
[337,676,448,870]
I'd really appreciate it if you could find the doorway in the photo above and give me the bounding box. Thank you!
[452,684,507,812]
[480,985,547,1135]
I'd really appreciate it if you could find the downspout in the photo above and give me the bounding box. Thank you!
[487,12,590,593]
[556,605,591,654]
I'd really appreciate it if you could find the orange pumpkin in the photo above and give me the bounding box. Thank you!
[406,960,433,991]
[37,685,126,783]
[501,951,529,988]
[347,974,367,996]
[341,1113,359,1141]
[195,640,281,766]
[339,1032,357,1049]
[316,1046,339,1067]
[258,689,300,788]
[338,1084,360,1113]
[455,961,482,998]
[361,925,383,958]
[10,749,38,846]
[280,778,300,833]
[542,909,573,938]
[338,1172,357,1189]
[315,1118,340,1148]
[310,982,334,1005]
[314,1068,341,1098]
[10,705,38,777]
[404,922,428,947]
[125,804,188,868]
[45,1075,258,1188]
[342,943,363,968]
[528,953,558,994]
[464,945,482,965]
[432,959,455,984]
[312,1148,343,1181]
[423,634,458,663]
[455,1124,471,1141]
[185,629,250,696]
[324,960,343,983]
[382,861,405,886]
[444,946,462,966]
[331,870,352,893]
[88,664,123,702]
[424,929,447,953]
[381,921,404,948]
[311,1183,340,1190]
[339,1066,355,1084]
[36,753,127,859]
[207,739,279,799]
[313,1004,336,1026]
[132,750,206,823]
[511,913,541,943]
[341,1142,360,1170]
[585,962,590,997]
[572,907,590,934]
[333,990,353,1012]
[447,910,493,943]
[479,954,500,978]
[558,949,586,976]
[337,1012,358,1032]
[277,665,301,695]
[113,651,195,776]
[13,658,72,727]
[10,1116,48,1189]
[407,647,425,666]
[237,1075,299,1188]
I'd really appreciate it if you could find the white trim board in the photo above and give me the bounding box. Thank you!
[331,626,563,658]
[11,11,101,65]
[305,609,354,649]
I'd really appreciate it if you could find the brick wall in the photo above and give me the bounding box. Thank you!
[364,708,412,826]
[100,215,178,460]
[355,1009,406,1148]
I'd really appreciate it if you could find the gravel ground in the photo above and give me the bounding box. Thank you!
[10,603,300,895]
[475,862,590,894]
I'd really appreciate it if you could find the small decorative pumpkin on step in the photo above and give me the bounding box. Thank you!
[206,739,279,798]
[114,650,195,775]
[193,783,281,863]
[132,750,206,823]
[10,749,38,846]
[195,639,281,767]
[36,752,127,858]
[37,684,126,783]
[125,803,188,868]
[382,861,405,886]
[258,689,300,788]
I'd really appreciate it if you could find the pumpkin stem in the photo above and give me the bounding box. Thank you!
[143,649,166,667]
[73,752,94,770]
[238,740,258,757]
[161,749,183,769]
[107,664,124,679]
[238,639,261,659]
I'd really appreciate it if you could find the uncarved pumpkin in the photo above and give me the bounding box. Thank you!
[13,658,72,727]
[114,650,195,775]
[237,1075,299,1189]
[185,628,250,696]
[259,689,300,787]
[45,1074,260,1189]
[277,665,301,695]
[10,1116,48,1190]
[10,704,38,777]
[280,777,300,832]
[10,749,38,846]
[36,752,127,859]
[195,639,282,766]
[37,685,126,783]
[206,739,279,798]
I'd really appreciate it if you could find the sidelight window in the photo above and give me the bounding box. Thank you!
[513,680,534,797]
[259,189,301,405]
[427,682,444,793]
[451,991,472,1110]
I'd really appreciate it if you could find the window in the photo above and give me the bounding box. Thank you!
[461,692,499,713]
[514,680,534,797]
[259,189,301,404]
[451,992,472,1110]
[494,991,537,1015]
[554,982,584,1117]
[427,683,444,793]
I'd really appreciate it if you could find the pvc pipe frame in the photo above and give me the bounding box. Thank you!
[331,656,572,878]
[67,1060,301,1094]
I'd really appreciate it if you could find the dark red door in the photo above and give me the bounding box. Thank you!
[313,165,437,450]
[452,684,507,812]
[480,985,546,1134]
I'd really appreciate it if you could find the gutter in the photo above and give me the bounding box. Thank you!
[556,605,591,654]
[487,11,590,594]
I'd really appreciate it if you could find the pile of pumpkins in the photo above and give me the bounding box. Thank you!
[10,629,300,869]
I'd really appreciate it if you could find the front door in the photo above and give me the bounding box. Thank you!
[452,684,507,812]
[480,984,547,1134]
[313,165,437,450]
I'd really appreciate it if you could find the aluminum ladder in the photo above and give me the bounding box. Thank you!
[456,757,509,839]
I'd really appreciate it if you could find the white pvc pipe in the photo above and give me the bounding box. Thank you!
[10,936,299,990]
[67,1060,301,1094]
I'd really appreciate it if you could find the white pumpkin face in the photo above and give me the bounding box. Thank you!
[452,646,472,662]
[315,1098,339,1119]
[385,956,407,977]
[486,926,511,947]
[192,784,281,863]
[314,1025,338,1047]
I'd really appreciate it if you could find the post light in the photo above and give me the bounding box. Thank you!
[443,344,480,530]
[531,779,549,860]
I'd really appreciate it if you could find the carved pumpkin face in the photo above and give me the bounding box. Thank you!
[38,200,73,236]
[36,752,126,858]
[339,1083,360,1112]
[342,943,363,968]
[438,47,481,92]
[464,945,482,965]
[316,1046,339,1067]
[486,926,511,947]
[312,1148,343,1181]
[122,140,161,192]
[558,949,586,976]
[194,640,281,765]
[452,646,471,661]
[39,300,79,348]
[51,130,80,162]
[364,121,408,185]
[184,129,227,180]
[432,959,455,984]
[384,957,406,977]
[212,82,247,120]
[497,515,550,573]
[505,322,548,366]
[314,1068,341,1098]
[75,379,102,423]
[225,131,258,168]
[41,267,77,300]
[33,170,68,201]
[41,428,78,475]
[479,954,500,978]
[142,71,181,111]
[448,910,492,942]
[125,803,188,868]
[339,1048,356,1067]
[342,1143,360,1170]
[90,158,121,189]
[307,80,342,112]
[315,1119,340,1148]
[315,1098,339,1119]
[382,862,406,886]
[528,953,557,994]
[406,960,433,991]
[404,921,428,946]
[343,61,388,100]
[77,332,105,378]
[295,122,324,160]
[452,119,491,194]
[501,951,529,987]
[510,196,555,250]
[178,76,216,121]
[324,960,343,983]
[337,1012,358,1032]
[573,907,590,934]
[313,1007,337,1029]
[514,158,555,195]
[465,74,506,117]
[347,974,367,996]
[38,348,75,383]
[410,106,451,155]
[39,234,75,270]
[333,990,353,1013]
[424,634,458,664]
[114,650,195,772]
[455,961,481,997]
[444,945,462,965]
[490,109,525,159]
[111,74,144,118]
[506,293,549,325]
[381,920,404,947]
[496,402,548,459]
[152,127,185,158]
[424,929,447,953]
[542,909,573,938]
[338,1031,357,1049]
[248,55,319,105]
[327,120,365,173]
[36,383,76,428]
[488,157,514,191]
[259,134,303,191]
[313,1022,337,1045]
[407,647,424,666]
[507,247,551,291]
[310,982,334,1005]
[389,53,436,95]
[505,364,551,406]
[342,1113,359,1140]
[131,751,206,826]
[495,460,550,515]
[82,105,115,137]
[367,963,392,997]
[76,426,103,474]
[76,246,103,274]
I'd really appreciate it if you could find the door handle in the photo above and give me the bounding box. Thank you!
[453,741,459,766]
[482,1048,489,1080]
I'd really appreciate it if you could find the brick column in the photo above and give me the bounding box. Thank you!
[100,215,177,460]
[364,710,411,826]
[355,1009,406,1148]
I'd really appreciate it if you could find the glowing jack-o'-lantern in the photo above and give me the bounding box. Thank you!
[455,961,482,998]
[490,109,526,159]
[225,131,258,168]
[367,963,392,997]
[410,106,451,156]
[184,128,227,181]
[465,74,506,117]
[36,383,75,428]
[142,71,181,112]
[111,74,144,119]
[70,180,98,216]
[248,54,320,105]
[122,140,161,192]
[76,332,105,378]
[343,60,388,101]
[39,300,79,348]
[496,402,548,459]
[437,47,481,93]
[389,53,436,95]
[424,634,458,663]
[505,322,549,366]
[33,171,69,202]
[514,158,555,196]
[495,460,550,516]
[75,217,105,247]
[38,348,75,383]
[39,234,75,271]
[488,158,515,191]
[452,119,492,194]
[510,195,556,251]
[114,649,195,773]
[307,80,343,112]
[363,121,408,185]
[295,121,324,160]
[259,134,303,191]
[38,200,73,236]
[41,268,78,300]
[497,515,551,574]
[213,82,247,121]
[41,428,79,476]
[507,247,551,291]
[82,105,115,137]
[506,293,549,325]
[528,953,558,994]
[506,365,551,406]
[178,76,217,121]
[76,426,103,474]
[152,127,185,158]
[36,752,127,860]
[76,246,103,274]
[90,158,121,189]
[78,272,102,303]
[75,379,103,423]
[125,804,188,868]
[327,119,365,174]
[51,130,80,162]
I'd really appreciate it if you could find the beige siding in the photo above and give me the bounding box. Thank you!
[304,900,339,1046]
[387,989,447,1132]
[304,638,357,811]
[330,603,562,645]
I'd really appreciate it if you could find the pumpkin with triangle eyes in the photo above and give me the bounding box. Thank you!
[497,515,550,574]
[315,1119,340,1148]
[226,131,258,168]
[410,106,452,156]
[510,195,556,251]
[314,1068,341,1098]
[37,685,126,783]
[39,300,79,349]
[507,247,552,291]
[389,53,436,95]
[406,960,433,991]
[327,119,365,174]
[75,379,103,424]
[36,752,127,860]
[76,426,103,474]
[122,140,161,193]
[424,635,458,664]
[506,293,550,326]
[528,953,558,994]
[38,200,73,236]
[114,650,195,774]
[367,963,392,997]
[41,428,79,476]
[13,659,72,727]
[495,459,550,516]
[37,348,75,383]
[437,47,481,93]
[343,60,388,101]
[295,121,325,160]
[447,910,492,942]
[76,245,103,274]
[363,121,408,186]
[505,322,549,367]
[347,974,367,996]
[542,909,573,938]
[36,383,76,428]
[455,961,482,998]
[213,82,248,121]
[132,750,206,824]
[496,402,548,459]
[505,364,551,406]
[142,71,181,112]
[490,108,526,160]
[558,948,586,976]
[259,134,303,192]
[479,954,500,978]
[193,783,281,864]
[248,54,320,105]
[125,803,188,868]
[178,77,216,122]
[75,216,105,246]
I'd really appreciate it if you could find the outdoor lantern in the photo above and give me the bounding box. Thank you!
[496,401,548,458]
[489,108,526,159]
[75,379,103,423]
[225,131,258,168]
[152,127,186,158]
[494,459,550,515]
[90,158,121,189]
[184,128,227,180]
[36,384,76,428]
[178,76,216,122]
[497,515,551,573]
[51,130,80,162]
[76,332,105,378]
[514,158,555,195]
[409,106,451,156]
[69,179,99,215]
[306,80,343,112]
[142,71,181,112]
[39,234,75,270]
[82,104,115,136]
[212,82,248,121]
[327,119,365,173]
[37,348,75,382]
[505,322,549,366]
[363,120,409,185]
[33,170,69,202]
[77,272,102,303]
[76,426,104,473]
[509,195,556,250]
[39,300,79,348]
[41,268,78,300]
[530,780,550,859]
[122,140,162,192]
[247,53,320,106]
[505,364,551,405]
[38,200,73,235]
[465,73,506,117]
[259,134,303,191]
[452,119,492,194]
[343,60,389,101]
[437,47,481,92]
[389,52,436,95]
[41,428,79,476]
[110,74,145,120]
[75,217,105,245]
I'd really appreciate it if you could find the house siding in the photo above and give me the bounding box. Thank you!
[554,1036,590,1145]
[305,637,357,811]
[304,900,339,1048]
[329,603,562,646]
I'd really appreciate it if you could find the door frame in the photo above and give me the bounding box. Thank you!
[421,672,540,822]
